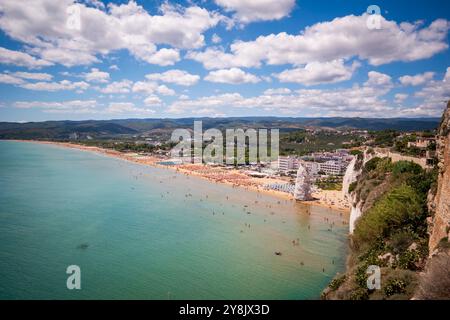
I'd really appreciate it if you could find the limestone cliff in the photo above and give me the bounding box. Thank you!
[427,101,450,251]
[342,149,377,234]
[414,102,450,299]
[323,102,450,300]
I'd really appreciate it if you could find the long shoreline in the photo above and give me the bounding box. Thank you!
[7,139,351,214]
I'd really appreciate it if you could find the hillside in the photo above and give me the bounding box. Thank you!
[0,117,441,140]
[323,157,436,300]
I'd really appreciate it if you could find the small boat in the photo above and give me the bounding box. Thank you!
[274,251,282,256]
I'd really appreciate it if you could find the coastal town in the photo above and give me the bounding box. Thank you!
[28,126,438,213]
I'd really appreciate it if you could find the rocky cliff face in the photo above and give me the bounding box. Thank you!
[342,150,377,234]
[414,102,450,300]
[294,164,313,200]
[324,102,450,300]
[428,101,450,252]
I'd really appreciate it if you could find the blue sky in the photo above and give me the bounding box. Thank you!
[0,0,449,122]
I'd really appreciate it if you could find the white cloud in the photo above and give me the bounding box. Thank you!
[0,0,226,67]
[168,93,243,114]
[0,47,53,68]
[33,47,100,67]
[14,100,97,113]
[364,71,393,88]
[106,102,135,113]
[0,73,26,85]
[275,60,359,85]
[20,80,89,92]
[12,71,53,81]
[165,69,450,118]
[0,71,52,85]
[145,69,200,86]
[12,99,157,116]
[109,64,119,71]
[394,93,408,104]
[412,67,450,115]
[399,72,435,86]
[167,71,404,117]
[156,84,176,96]
[99,80,132,93]
[211,33,222,44]
[83,68,110,83]
[186,47,260,70]
[215,0,295,23]
[144,95,162,106]
[140,48,180,66]
[263,88,291,95]
[204,68,260,84]
[131,80,176,95]
[132,81,159,94]
[105,102,155,115]
[188,15,449,69]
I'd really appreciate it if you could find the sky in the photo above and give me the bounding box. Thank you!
[0,0,449,122]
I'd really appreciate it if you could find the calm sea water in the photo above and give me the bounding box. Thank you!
[0,141,348,300]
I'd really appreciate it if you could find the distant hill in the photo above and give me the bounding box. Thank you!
[0,117,440,140]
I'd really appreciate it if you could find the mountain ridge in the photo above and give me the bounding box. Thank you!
[0,117,441,140]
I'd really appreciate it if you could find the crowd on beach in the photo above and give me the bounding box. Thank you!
[25,140,350,213]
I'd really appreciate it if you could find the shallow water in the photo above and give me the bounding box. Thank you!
[0,140,348,299]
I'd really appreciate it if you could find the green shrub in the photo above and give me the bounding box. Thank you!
[392,161,422,177]
[364,157,382,172]
[350,288,369,300]
[438,237,450,249]
[376,157,393,173]
[353,184,424,249]
[350,150,363,156]
[397,250,421,270]
[406,168,437,196]
[355,264,369,288]
[383,279,407,297]
[348,181,357,193]
[389,230,416,254]
[329,274,347,291]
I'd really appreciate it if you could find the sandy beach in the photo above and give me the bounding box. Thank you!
[14,140,350,213]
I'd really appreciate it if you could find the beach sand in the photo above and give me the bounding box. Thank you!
[15,140,350,213]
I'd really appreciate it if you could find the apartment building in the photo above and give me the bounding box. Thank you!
[278,156,300,172]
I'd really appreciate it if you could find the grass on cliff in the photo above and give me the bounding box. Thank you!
[352,184,425,251]
[324,159,437,300]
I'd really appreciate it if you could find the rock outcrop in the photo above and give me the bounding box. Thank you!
[428,101,450,251]
[414,101,450,300]
[294,164,313,201]
[342,156,359,201]
[342,149,377,234]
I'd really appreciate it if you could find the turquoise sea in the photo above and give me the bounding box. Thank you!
[0,140,348,299]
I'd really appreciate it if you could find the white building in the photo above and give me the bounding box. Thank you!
[279,155,349,176]
[278,156,300,172]
[318,160,347,175]
[302,160,347,176]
